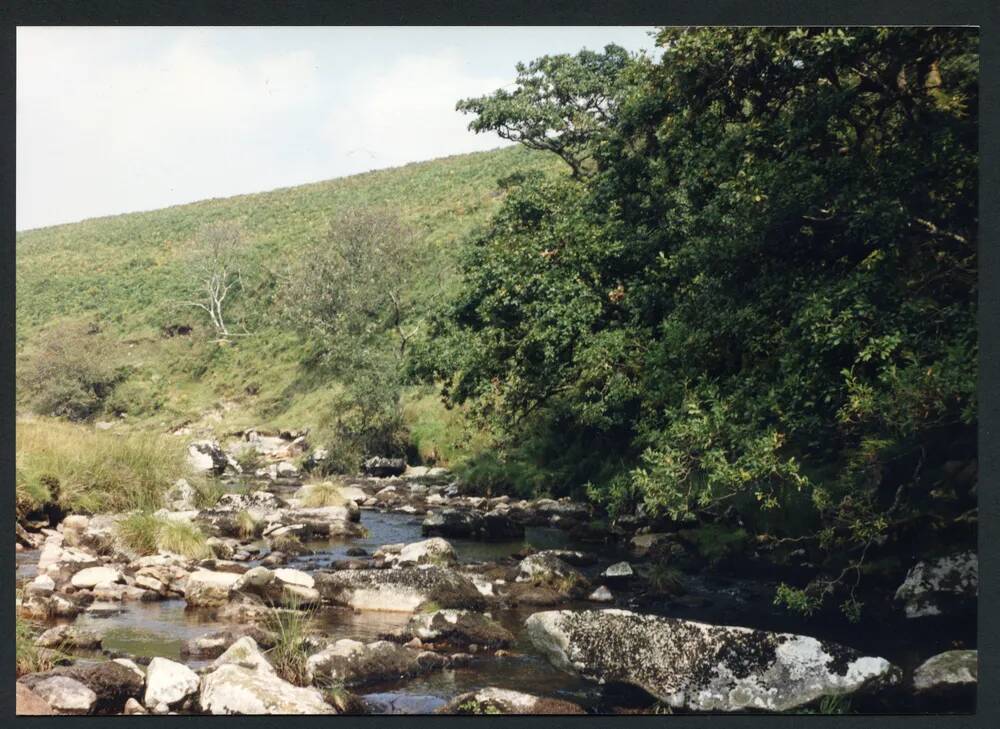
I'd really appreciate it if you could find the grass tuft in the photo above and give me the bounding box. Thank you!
[261,601,316,686]
[296,481,348,508]
[116,511,210,559]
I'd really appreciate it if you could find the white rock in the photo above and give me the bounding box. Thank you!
[588,585,614,602]
[26,574,55,597]
[199,664,333,714]
[184,570,240,607]
[274,568,314,589]
[30,676,97,715]
[144,657,200,709]
[71,566,123,589]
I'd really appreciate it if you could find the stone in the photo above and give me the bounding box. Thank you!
[895,551,978,618]
[35,624,101,650]
[516,552,591,597]
[603,561,634,580]
[913,650,977,694]
[231,566,320,607]
[26,574,55,598]
[21,661,144,713]
[630,533,671,557]
[404,609,514,647]
[364,456,407,477]
[144,657,200,709]
[380,538,457,568]
[187,440,235,475]
[184,570,240,607]
[199,664,334,714]
[422,508,522,541]
[113,659,146,682]
[306,639,445,687]
[588,585,614,603]
[526,609,900,712]
[315,567,486,612]
[16,682,54,715]
[123,697,147,715]
[70,566,123,589]
[210,636,275,675]
[439,687,585,715]
[28,676,96,715]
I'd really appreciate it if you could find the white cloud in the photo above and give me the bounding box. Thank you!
[17,29,322,230]
[324,50,512,168]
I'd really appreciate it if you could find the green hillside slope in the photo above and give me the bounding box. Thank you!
[16,145,563,458]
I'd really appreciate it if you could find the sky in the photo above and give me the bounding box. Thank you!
[17,27,659,231]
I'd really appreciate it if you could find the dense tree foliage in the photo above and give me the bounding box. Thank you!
[419,27,978,618]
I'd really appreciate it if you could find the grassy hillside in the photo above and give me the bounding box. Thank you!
[16,145,564,461]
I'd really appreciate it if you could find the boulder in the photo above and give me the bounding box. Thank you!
[21,661,143,713]
[199,663,333,714]
[913,650,977,694]
[144,657,200,709]
[181,626,276,659]
[526,609,900,712]
[364,457,407,478]
[315,567,487,612]
[603,561,634,580]
[379,538,457,568]
[187,440,236,475]
[895,551,978,618]
[184,570,240,607]
[35,624,101,650]
[630,533,671,558]
[306,639,445,687]
[15,682,54,715]
[516,552,591,597]
[210,636,276,675]
[588,585,614,603]
[70,566,124,589]
[439,687,585,715]
[231,566,320,607]
[404,609,514,647]
[25,574,55,598]
[27,675,96,715]
[422,508,523,541]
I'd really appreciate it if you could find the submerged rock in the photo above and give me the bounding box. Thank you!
[403,609,514,647]
[525,609,900,712]
[439,687,585,715]
[314,567,487,612]
[306,639,445,687]
[895,551,978,618]
[913,650,977,694]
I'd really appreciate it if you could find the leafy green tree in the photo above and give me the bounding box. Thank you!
[427,27,978,618]
[457,44,640,179]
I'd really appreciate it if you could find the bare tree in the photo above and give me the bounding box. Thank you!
[179,221,249,339]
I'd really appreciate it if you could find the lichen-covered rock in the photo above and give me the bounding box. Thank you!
[27,675,96,715]
[184,570,240,607]
[306,639,445,687]
[378,538,457,567]
[21,661,144,713]
[421,509,524,541]
[187,440,238,475]
[199,664,333,714]
[164,478,198,511]
[35,624,101,650]
[526,609,900,712]
[181,626,276,659]
[364,457,407,477]
[439,687,585,715]
[209,636,276,675]
[913,650,977,694]
[516,552,591,597]
[231,566,320,607]
[895,551,978,618]
[403,609,514,647]
[315,567,486,612]
[144,657,199,709]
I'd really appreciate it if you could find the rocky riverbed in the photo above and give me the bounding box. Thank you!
[15,432,978,715]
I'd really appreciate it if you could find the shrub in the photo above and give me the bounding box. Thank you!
[105,376,166,417]
[17,320,127,420]
[16,418,191,514]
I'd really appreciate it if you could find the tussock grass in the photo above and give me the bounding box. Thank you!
[261,602,316,686]
[235,509,263,539]
[16,418,192,514]
[16,615,64,677]
[296,481,348,508]
[116,511,210,559]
